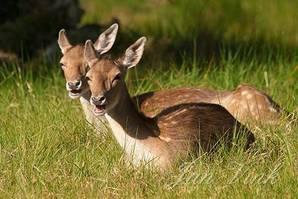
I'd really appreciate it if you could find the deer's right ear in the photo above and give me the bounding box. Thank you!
[58,29,72,54]
[117,37,147,69]
[94,23,118,55]
[84,40,98,67]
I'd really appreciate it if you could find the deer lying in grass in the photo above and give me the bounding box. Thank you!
[83,37,255,169]
[57,25,282,130]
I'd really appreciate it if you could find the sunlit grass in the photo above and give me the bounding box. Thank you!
[0,46,297,197]
[80,0,298,46]
[0,0,297,197]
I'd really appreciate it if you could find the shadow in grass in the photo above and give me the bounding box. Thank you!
[1,22,297,76]
[115,28,298,67]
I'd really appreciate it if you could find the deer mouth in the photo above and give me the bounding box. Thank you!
[68,89,82,98]
[70,89,81,94]
[93,104,106,116]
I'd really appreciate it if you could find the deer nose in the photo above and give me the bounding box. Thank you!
[67,80,82,90]
[91,96,106,105]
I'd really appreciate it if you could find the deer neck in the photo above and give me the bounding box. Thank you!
[104,83,169,166]
[106,83,156,138]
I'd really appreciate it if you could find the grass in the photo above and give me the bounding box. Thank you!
[80,0,298,46]
[79,0,298,66]
[0,0,298,197]
[0,48,297,197]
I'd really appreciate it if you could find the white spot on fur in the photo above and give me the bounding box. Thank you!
[159,136,171,142]
[164,115,174,121]
[230,99,237,104]
[171,121,178,125]
[246,94,253,99]
[241,91,249,96]
[179,109,188,113]
[172,109,188,116]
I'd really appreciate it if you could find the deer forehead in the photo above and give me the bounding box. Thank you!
[60,45,84,65]
[90,59,120,77]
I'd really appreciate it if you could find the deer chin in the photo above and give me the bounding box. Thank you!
[68,89,82,99]
[93,104,106,116]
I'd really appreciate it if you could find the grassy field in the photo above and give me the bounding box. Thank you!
[0,49,297,197]
[1,0,298,198]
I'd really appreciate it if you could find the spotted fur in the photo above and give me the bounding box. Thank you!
[84,38,255,169]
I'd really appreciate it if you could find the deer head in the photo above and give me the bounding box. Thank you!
[57,23,119,99]
[84,37,147,115]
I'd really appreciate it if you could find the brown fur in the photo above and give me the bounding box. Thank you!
[84,39,255,169]
[58,28,282,129]
[221,84,282,124]
[86,59,121,98]
[133,85,282,127]
[134,88,221,117]
[57,24,118,95]
[155,103,254,153]
[60,45,87,83]
[59,44,282,128]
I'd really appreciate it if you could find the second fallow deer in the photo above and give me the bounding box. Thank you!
[58,23,119,128]
[84,37,255,169]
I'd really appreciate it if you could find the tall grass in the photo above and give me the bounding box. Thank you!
[80,0,298,65]
[0,46,297,197]
[80,0,298,46]
[0,0,297,197]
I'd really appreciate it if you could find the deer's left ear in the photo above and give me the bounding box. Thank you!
[57,29,72,54]
[94,23,119,55]
[117,37,146,69]
[84,40,98,67]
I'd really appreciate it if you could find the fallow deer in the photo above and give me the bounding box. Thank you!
[83,37,255,169]
[57,26,282,130]
[58,23,119,128]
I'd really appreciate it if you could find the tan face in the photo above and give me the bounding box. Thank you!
[60,45,89,99]
[84,37,147,116]
[57,23,119,99]
[86,59,123,115]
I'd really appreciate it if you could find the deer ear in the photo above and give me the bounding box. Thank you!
[84,40,98,67]
[58,29,72,54]
[118,37,146,69]
[94,23,118,55]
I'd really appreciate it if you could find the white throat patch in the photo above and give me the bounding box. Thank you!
[105,113,158,166]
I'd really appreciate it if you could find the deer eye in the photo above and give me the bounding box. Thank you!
[112,73,121,84]
[85,76,91,81]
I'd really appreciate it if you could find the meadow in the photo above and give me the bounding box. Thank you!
[0,0,297,198]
